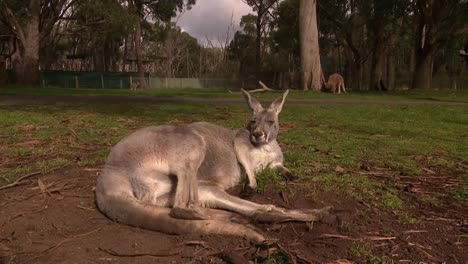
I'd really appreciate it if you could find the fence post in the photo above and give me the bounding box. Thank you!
[129,76,132,89]
[100,74,104,89]
[148,77,152,89]
[74,76,79,88]
[119,79,123,89]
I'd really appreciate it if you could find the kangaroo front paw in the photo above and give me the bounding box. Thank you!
[169,207,210,220]
[282,171,297,181]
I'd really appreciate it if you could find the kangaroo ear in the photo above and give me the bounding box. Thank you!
[241,88,263,113]
[269,89,289,115]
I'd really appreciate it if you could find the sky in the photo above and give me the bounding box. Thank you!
[176,0,253,46]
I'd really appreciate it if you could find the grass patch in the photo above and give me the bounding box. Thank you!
[351,244,396,264]
[449,187,468,200]
[0,92,465,218]
[2,85,468,101]
[417,194,442,206]
[36,157,71,174]
[255,168,283,194]
[398,212,423,225]
[313,173,403,210]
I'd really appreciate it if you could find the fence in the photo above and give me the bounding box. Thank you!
[39,70,241,90]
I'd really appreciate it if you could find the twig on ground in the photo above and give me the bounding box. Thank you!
[403,230,428,234]
[76,205,95,211]
[38,228,103,253]
[0,172,42,191]
[183,240,210,249]
[1,208,47,227]
[319,234,396,241]
[99,247,178,258]
[320,234,356,240]
[408,242,436,260]
[275,243,297,264]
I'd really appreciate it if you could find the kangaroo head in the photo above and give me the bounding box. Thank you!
[241,89,289,146]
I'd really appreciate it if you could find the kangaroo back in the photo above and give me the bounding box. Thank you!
[326,73,345,93]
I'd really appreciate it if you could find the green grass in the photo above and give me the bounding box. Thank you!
[351,244,396,264]
[1,85,468,101]
[0,90,466,216]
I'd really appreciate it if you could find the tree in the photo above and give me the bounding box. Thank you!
[228,15,257,77]
[126,0,196,88]
[242,0,277,81]
[411,0,468,90]
[270,0,300,88]
[367,0,408,91]
[299,0,321,90]
[0,0,76,85]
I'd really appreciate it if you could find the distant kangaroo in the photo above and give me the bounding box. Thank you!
[325,73,346,94]
[96,89,331,242]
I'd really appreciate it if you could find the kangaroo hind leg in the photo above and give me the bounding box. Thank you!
[169,139,209,220]
[199,184,332,223]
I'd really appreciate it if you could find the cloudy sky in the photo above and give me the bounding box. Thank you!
[176,0,253,46]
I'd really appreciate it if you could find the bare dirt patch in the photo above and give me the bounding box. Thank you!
[0,166,466,264]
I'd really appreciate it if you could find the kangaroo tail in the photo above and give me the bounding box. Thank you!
[96,192,266,243]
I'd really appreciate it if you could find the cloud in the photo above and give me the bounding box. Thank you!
[176,0,253,46]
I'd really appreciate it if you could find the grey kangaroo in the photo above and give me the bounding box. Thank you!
[96,89,331,242]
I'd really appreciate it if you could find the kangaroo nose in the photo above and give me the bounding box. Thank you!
[253,130,263,138]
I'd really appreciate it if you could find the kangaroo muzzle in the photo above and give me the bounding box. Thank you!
[251,129,267,145]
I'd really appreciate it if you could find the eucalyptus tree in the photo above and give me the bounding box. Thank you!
[125,0,196,87]
[299,0,321,90]
[241,0,278,81]
[0,0,75,85]
[411,0,468,90]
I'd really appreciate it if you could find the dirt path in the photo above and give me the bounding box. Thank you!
[0,166,466,263]
[0,94,467,105]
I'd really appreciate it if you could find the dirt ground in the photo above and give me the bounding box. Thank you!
[0,165,466,264]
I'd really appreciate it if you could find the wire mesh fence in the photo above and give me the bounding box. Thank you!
[39,71,242,90]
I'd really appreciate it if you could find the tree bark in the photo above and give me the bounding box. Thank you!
[412,50,433,90]
[387,52,395,90]
[369,43,387,91]
[255,2,263,82]
[134,18,146,88]
[12,0,41,86]
[299,0,321,91]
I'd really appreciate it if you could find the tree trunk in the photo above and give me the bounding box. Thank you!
[255,2,263,82]
[387,52,395,90]
[370,44,387,91]
[134,19,146,88]
[14,0,40,86]
[412,51,433,90]
[299,0,321,91]
[0,58,7,86]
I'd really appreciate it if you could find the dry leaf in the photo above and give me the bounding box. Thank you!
[335,165,345,173]
[422,167,435,174]
[38,178,47,194]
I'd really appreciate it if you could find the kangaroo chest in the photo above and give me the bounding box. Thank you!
[249,145,281,172]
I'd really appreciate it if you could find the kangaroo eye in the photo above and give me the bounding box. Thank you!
[267,120,275,125]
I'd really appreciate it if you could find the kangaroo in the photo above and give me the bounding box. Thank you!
[96,89,331,242]
[325,73,346,94]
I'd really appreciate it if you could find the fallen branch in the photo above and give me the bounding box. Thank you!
[320,234,356,240]
[247,81,276,93]
[319,234,396,241]
[99,247,178,258]
[0,172,42,190]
